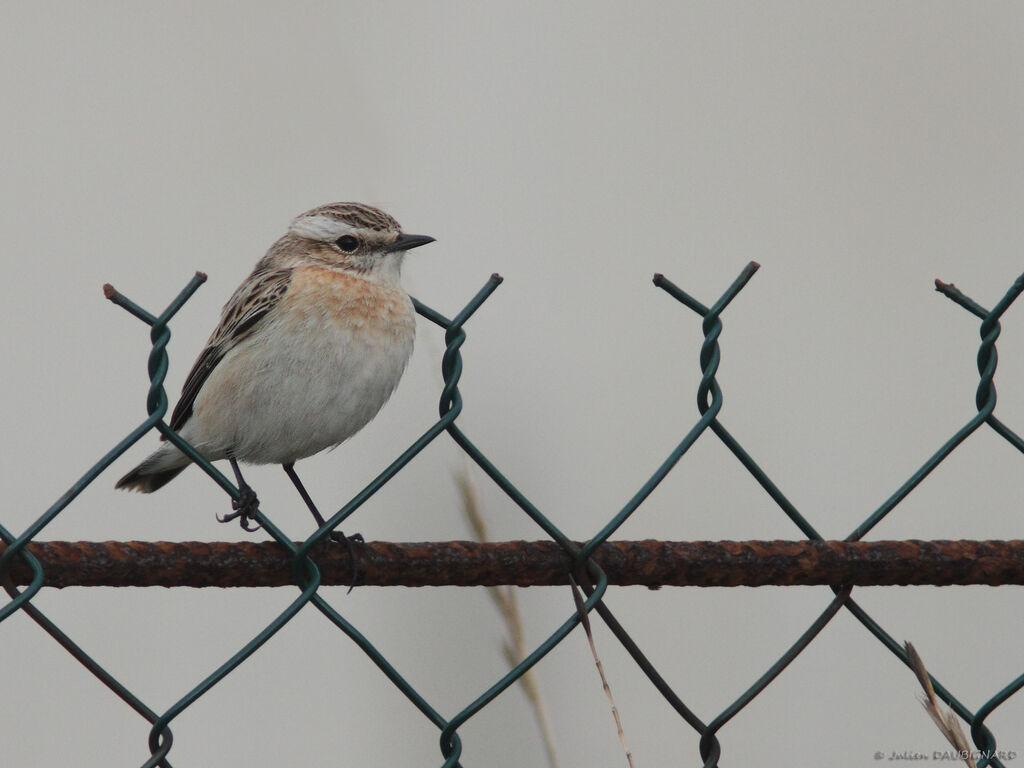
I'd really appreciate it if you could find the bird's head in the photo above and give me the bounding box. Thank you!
[282,202,435,283]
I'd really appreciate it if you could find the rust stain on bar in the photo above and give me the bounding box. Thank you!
[2,539,1023,588]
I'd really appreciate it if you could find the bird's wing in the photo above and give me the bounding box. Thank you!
[169,267,294,432]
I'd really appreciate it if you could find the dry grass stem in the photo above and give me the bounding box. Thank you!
[571,580,635,768]
[904,641,976,767]
[456,468,559,768]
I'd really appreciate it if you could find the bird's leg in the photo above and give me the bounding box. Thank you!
[217,455,262,532]
[282,462,328,527]
[282,462,363,589]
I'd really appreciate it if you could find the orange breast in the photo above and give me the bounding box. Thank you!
[282,266,415,341]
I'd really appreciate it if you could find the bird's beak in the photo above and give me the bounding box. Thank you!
[385,233,436,253]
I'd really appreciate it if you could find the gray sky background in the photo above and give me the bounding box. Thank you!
[2,3,1023,766]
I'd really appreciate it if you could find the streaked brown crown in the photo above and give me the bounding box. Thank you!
[298,202,401,233]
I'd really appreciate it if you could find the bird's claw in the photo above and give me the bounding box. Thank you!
[329,531,363,545]
[321,530,363,592]
[218,484,262,531]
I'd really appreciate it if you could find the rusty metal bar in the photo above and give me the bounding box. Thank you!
[2,539,1023,588]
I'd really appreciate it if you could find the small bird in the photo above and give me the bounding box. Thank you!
[116,202,434,533]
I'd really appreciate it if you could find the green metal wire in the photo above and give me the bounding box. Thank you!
[1,265,1021,767]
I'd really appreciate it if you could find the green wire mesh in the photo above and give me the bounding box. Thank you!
[1,264,1022,767]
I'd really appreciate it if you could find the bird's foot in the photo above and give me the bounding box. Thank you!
[329,531,363,545]
[326,530,364,592]
[218,482,262,531]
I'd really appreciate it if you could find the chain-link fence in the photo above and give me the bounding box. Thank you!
[2,264,1022,767]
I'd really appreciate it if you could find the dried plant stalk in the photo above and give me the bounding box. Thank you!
[456,468,559,768]
[905,641,976,768]
[570,580,634,768]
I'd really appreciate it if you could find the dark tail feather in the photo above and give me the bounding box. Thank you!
[115,464,188,493]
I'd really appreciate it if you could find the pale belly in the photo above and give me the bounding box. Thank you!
[186,279,415,464]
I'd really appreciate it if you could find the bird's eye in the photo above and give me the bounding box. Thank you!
[335,235,359,252]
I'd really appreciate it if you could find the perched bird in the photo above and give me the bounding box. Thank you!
[116,202,434,532]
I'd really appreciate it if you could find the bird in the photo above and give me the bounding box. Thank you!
[116,202,434,535]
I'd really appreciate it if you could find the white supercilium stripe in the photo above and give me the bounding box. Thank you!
[289,214,356,241]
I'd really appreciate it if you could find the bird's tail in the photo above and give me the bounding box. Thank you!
[115,444,190,493]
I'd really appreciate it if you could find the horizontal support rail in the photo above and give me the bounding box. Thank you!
[3,539,1022,588]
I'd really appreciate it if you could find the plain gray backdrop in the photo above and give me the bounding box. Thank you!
[2,3,1023,766]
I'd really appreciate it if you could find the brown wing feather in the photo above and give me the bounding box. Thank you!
[169,267,293,432]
